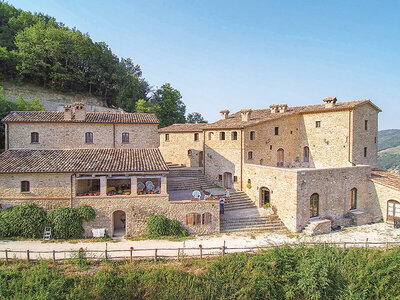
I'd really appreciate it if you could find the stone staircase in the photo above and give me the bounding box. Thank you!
[225,191,257,211]
[166,164,215,192]
[221,216,286,233]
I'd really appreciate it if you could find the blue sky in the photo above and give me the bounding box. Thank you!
[9,0,400,129]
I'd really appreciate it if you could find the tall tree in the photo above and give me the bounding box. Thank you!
[151,83,186,128]
[186,112,207,124]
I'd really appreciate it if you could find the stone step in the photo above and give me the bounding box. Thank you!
[221,218,282,225]
[220,226,286,233]
[221,223,284,230]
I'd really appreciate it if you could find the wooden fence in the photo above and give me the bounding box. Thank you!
[1,240,400,263]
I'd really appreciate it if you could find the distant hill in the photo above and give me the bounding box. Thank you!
[378,129,400,170]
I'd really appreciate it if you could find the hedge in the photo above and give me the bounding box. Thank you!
[147,215,188,237]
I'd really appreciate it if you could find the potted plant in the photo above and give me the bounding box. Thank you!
[262,203,275,215]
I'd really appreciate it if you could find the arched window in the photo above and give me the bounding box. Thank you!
[387,200,400,221]
[248,151,253,160]
[303,146,310,162]
[31,132,39,143]
[277,148,284,167]
[220,132,226,140]
[194,133,199,141]
[202,212,212,225]
[250,131,255,140]
[350,188,357,210]
[231,131,238,140]
[310,193,319,218]
[188,150,192,156]
[208,132,214,140]
[85,132,93,143]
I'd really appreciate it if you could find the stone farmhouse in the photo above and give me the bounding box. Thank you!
[159,97,400,234]
[0,103,219,237]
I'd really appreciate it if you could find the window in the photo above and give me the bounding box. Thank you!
[375,137,377,144]
[310,193,319,218]
[231,131,238,140]
[277,148,284,167]
[248,151,253,160]
[250,131,255,140]
[387,200,400,221]
[350,188,357,210]
[194,133,199,141]
[188,150,192,156]
[85,132,93,143]
[202,213,212,225]
[208,132,214,140]
[364,120,368,130]
[218,174,223,181]
[220,132,226,140]
[364,147,367,158]
[165,134,170,141]
[274,127,279,135]
[184,213,201,226]
[270,145,273,150]
[233,176,238,183]
[122,132,129,143]
[21,181,30,193]
[248,179,251,185]
[303,146,310,162]
[31,132,39,143]
[316,121,321,128]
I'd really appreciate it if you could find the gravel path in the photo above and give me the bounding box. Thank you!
[0,223,399,260]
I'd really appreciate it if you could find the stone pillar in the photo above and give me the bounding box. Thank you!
[100,176,107,196]
[161,176,167,195]
[131,176,138,195]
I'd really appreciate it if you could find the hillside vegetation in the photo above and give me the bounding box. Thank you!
[378,129,400,170]
[1,246,400,299]
[0,2,206,127]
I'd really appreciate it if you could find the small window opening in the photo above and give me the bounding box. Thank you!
[274,127,279,135]
[85,132,93,143]
[316,121,321,128]
[21,181,30,193]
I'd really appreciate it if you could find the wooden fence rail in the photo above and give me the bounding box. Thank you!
[1,240,400,263]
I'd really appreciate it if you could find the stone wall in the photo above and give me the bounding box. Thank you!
[351,104,379,167]
[7,122,159,150]
[368,180,400,223]
[159,132,204,167]
[243,164,298,232]
[74,196,220,236]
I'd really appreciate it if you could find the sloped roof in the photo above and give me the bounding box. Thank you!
[371,170,400,191]
[203,100,377,130]
[0,149,168,173]
[159,123,207,133]
[2,111,159,124]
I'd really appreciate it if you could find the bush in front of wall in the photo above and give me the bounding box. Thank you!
[147,215,188,238]
[76,205,96,222]
[0,204,47,238]
[47,207,84,239]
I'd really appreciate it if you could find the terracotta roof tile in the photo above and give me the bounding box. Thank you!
[371,170,400,191]
[0,149,168,173]
[2,111,159,124]
[158,123,207,133]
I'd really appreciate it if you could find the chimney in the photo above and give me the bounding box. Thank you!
[74,102,87,121]
[63,104,72,121]
[240,109,252,122]
[269,104,278,114]
[278,104,288,113]
[220,110,230,120]
[323,97,337,108]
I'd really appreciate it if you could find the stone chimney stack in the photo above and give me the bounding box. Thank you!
[323,97,337,108]
[240,109,252,122]
[269,104,278,114]
[220,110,230,120]
[63,104,72,121]
[278,104,288,113]
[74,102,87,121]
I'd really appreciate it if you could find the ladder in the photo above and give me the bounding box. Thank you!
[43,227,52,241]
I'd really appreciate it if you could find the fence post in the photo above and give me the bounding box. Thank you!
[5,250,8,265]
[26,250,30,263]
[365,238,368,248]
[130,247,133,262]
[105,243,108,261]
[177,248,180,260]
[53,250,56,265]
[199,244,203,260]
[154,249,158,262]
[343,242,346,250]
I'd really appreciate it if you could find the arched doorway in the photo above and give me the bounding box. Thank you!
[387,200,400,222]
[310,193,319,218]
[223,172,233,189]
[277,148,284,167]
[259,187,270,208]
[113,210,126,237]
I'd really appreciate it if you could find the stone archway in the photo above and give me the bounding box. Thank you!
[223,172,233,189]
[259,187,270,208]
[112,210,126,237]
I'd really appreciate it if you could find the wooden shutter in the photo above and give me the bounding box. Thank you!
[183,214,188,225]
[202,213,212,225]
[195,213,201,225]
[187,213,194,226]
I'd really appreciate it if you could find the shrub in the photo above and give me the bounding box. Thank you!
[147,215,188,237]
[0,204,46,238]
[76,205,96,222]
[47,208,84,239]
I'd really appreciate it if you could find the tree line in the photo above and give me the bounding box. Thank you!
[0,2,207,127]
